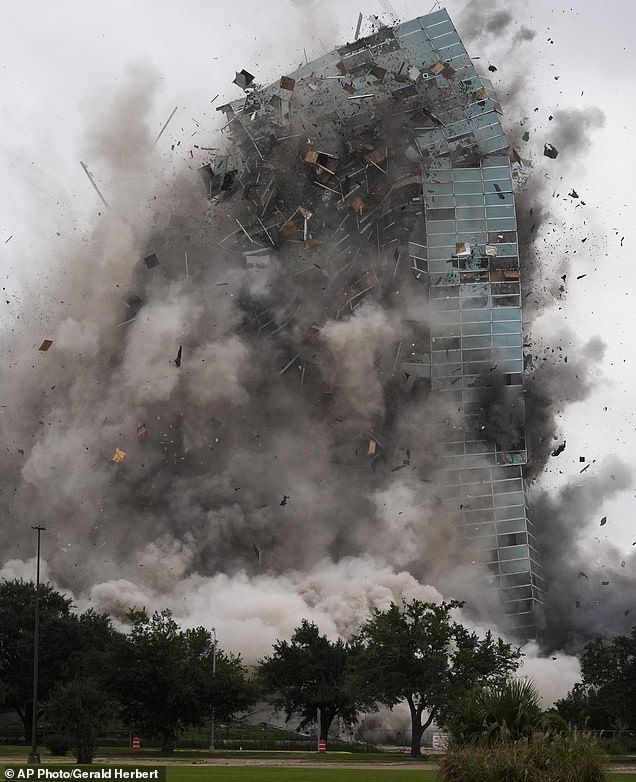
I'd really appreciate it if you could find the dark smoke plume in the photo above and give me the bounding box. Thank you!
[530,457,635,651]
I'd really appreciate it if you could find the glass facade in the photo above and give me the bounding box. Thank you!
[396,11,543,635]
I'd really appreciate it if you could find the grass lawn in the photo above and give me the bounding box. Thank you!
[166,770,434,782]
[1,764,634,781]
[0,768,435,782]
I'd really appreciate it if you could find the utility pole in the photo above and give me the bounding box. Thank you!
[28,525,46,764]
[209,627,217,752]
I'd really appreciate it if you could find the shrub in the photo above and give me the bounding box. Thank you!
[439,734,607,782]
[44,734,71,756]
[448,678,542,746]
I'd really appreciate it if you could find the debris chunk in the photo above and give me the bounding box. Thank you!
[175,345,182,368]
[144,253,159,269]
[280,495,289,506]
[577,571,588,579]
[280,76,296,91]
[544,143,559,159]
[233,69,255,90]
[600,516,607,526]
[39,339,53,352]
[136,423,148,440]
[488,64,497,72]
[111,447,127,464]
[551,441,566,457]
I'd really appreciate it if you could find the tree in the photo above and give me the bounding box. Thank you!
[556,628,636,731]
[46,677,117,763]
[352,599,521,756]
[446,678,542,746]
[0,579,78,741]
[0,579,125,743]
[258,619,373,742]
[114,610,253,753]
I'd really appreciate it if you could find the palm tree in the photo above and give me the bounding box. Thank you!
[448,678,542,745]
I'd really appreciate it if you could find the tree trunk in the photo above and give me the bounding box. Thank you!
[406,697,435,758]
[160,730,176,754]
[319,706,334,743]
[15,704,29,744]
[75,732,97,764]
[17,702,42,745]
[410,720,424,757]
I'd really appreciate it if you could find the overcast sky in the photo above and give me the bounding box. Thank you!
[1,0,635,689]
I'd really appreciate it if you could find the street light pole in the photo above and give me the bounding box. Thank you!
[28,525,46,764]
[209,627,217,753]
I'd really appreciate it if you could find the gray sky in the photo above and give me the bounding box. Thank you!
[1,0,635,703]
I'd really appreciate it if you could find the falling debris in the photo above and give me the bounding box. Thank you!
[577,571,588,579]
[543,143,559,159]
[488,64,497,72]
[175,345,182,368]
[136,423,148,440]
[551,441,566,457]
[144,253,159,269]
[233,69,255,90]
[280,76,296,91]
[600,516,607,526]
[354,12,363,40]
[569,189,579,198]
[153,105,179,147]
[111,447,127,464]
[38,339,53,352]
[280,495,289,506]
[79,161,109,208]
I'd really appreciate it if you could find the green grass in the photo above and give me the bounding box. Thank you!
[167,770,434,782]
[0,767,436,782]
[0,747,423,763]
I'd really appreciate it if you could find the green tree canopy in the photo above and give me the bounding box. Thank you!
[258,619,374,742]
[0,579,124,742]
[0,579,74,739]
[556,627,636,730]
[352,599,521,756]
[113,609,253,753]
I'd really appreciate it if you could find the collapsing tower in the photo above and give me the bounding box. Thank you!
[210,7,544,636]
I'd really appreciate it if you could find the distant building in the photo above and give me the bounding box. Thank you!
[213,8,544,636]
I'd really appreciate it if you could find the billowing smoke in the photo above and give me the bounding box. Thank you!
[0,6,628,714]
[530,457,635,651]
